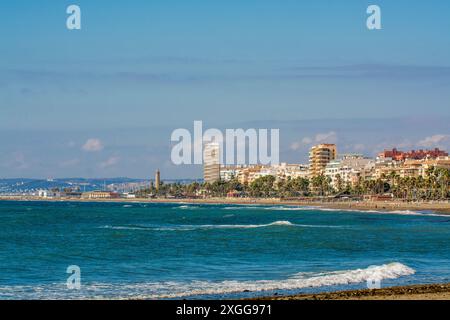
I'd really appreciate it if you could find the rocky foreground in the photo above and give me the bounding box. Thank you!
[255,283,450,300]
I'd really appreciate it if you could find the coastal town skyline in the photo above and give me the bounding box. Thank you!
[1,141,448,198]
[1,117,450,180]
[1,1,450,304]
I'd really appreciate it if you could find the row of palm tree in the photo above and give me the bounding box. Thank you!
[137,166,449,200]
[346,167,449,200]
[383,167,450,200]
[137,176,311,198]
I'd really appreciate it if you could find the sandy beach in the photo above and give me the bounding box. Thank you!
[1,196,449,214]
[254,283,450,300]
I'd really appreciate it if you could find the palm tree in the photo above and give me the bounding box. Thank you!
[249,175,276,198]
[335,174,344,193]
[436,168,450,200]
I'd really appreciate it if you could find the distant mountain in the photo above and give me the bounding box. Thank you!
[0,178,144,194]
[0,178,201,194]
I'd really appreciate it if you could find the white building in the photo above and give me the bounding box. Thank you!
[275,163,310,180]
[219,163,309,183]
[37,189,61,198]
[204,142,221,183]
[325,154,374,189]
[38,190,49,198]
[220,165,247,182]
[122,193,136,199]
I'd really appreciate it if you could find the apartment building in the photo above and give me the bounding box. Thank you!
[203,142,221,183]
[309,144,337,177]
[325,154,374,189]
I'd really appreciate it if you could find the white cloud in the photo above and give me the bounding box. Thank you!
[315,131,337,143]
[290,131,337,151]
[417,134,450,148]
[290,141,302,151]
[82,138,104,152]
[302,137,312,144]
[374,140,413,152]
[99,156,119,169]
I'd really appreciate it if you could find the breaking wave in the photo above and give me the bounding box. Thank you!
[151,262,415,299]
[99,220,344,231]
[218,204,448,217]
[174,205,199,210]
[0,262,415,300]
[314,207,449,217]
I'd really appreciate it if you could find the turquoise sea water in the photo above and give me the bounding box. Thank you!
[0,200,449,299]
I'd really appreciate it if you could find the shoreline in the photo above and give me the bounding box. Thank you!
[1,196,449,214]
[252,283,450,300]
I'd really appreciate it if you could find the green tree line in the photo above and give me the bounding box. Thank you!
[136,166,449,200]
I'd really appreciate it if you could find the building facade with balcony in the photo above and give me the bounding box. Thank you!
[309,144,337,177]
[203,142,221,183]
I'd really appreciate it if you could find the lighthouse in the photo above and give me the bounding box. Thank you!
[155,169,161,192]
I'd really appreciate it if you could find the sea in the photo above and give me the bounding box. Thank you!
[0,200,449,299]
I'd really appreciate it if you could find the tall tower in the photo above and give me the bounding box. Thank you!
[155,169,160,191]
[203,142,220,183]
[309,144,337,177]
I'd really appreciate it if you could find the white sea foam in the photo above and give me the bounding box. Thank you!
[314,207,449,217]
[100,220,343,231]
[0,262,415,299]
[223,206,265,210]
[175,205,199,210]
[100,225,147,231]
[147,262,415,299]
[220,204,448,217]
[263,206,317,211]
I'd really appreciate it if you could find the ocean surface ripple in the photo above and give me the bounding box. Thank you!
[0,201,448,299]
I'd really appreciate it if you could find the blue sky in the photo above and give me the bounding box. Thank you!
[1,1,450,178]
